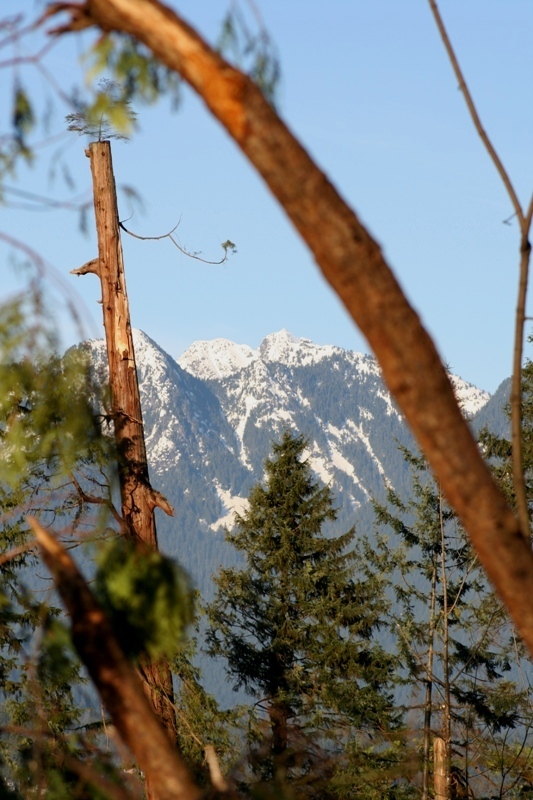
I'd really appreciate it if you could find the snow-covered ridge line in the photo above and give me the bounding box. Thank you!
[178,329,348,380]
[177,328,490,417]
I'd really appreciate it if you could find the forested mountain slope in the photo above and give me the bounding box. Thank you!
[84,329,493,599]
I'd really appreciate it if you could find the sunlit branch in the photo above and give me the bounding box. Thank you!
[119,220,236,265]
[428,0,533,541]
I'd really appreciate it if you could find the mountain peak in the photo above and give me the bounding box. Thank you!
[178,337,256,381]
[259,329,343,367]
[259,329,303,362]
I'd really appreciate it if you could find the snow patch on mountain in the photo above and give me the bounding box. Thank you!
[179,329,347,377]
[177,337,256,381]
[306,449,334,485]
[209,485,249,531]
[259,329,341,366]
[345,419,387,480]
[449,375,490,418]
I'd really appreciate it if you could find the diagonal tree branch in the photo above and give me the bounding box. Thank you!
[27,516,202,800]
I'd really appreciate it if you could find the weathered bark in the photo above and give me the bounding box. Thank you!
[27,517,202,800]
[422,566,437,800]
[511,233,532,540]
[71,141,176,764]
[434,737,447,800]
[439,489,452,800]
[49,2,533,657]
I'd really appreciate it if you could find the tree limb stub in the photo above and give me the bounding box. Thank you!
[48,1,533,653]
[70,258,99,276]
[27,516,202,800]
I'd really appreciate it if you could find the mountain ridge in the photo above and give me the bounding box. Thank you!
[81,328,497,601]
[79,329,504,702]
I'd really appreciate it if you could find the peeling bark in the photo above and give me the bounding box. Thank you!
[71,141,177,770]
[49,1,533,655]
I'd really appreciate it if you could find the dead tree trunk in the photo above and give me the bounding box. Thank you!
[434,736,448,800]
[71,140,177,757]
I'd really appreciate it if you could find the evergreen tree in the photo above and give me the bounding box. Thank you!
[479,349,533,515]
[171,627,244,789]
[372,446,533,800]
[207,430,401,797]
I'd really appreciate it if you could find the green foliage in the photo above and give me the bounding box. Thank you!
[208,430,401,796]
[0,296,126,796]
[12,84,34,147]
[94,535,194,660]
[0,82,34,188]
[171,618,244,786]
[372,444,533,796]
[479,350,533,513]
[221,239,238,257]
[66,78,137,141]
[0,297,110,490]
[217,8,281,105]
[84,35,181,112]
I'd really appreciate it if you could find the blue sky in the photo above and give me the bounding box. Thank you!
[1,1,532,393]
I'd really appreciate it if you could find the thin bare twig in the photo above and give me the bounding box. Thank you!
[428,0,533,541]
[0,38,57,70]
[119,220,236,265]
[427,0,522,223]
[2,184,92,212]
[68,469,126,532]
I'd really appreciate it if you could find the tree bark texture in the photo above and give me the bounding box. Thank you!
[28,518,202,800]
[72,141,177,758]
[422,566,437,800]
[433,737,448,800]
[439,490,452,800]
[83,141,165,545]
[51,2,533,656]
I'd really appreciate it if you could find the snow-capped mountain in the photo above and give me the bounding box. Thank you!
[177,329,490,524]
[82,329,492,598]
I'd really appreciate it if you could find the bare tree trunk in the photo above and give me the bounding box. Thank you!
[422,565,437,800]
[439,488,452,800]
[434,736,447,800]
[71,141,177,785]
[511,232,533,541]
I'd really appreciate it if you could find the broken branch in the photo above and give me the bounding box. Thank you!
[27,516,202,800]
